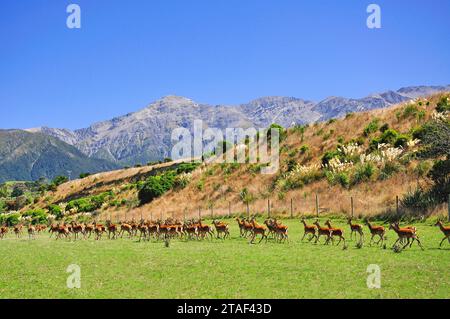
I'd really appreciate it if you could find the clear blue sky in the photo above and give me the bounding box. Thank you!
[0,0,449,129]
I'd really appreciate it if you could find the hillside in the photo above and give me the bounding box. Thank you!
[19,92,449,221]
[28,85,450,165]
[0,130,119,183]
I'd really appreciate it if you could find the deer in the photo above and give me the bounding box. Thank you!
[365,220,386,246]
[137,221,149,242]
[27,224,36,240]
[105,220,118,240]
[263,219,278,239]
[0,225,8,239]
[434,220,450,247]
[13,224,23,238]
[272,219,289,243]
[347,218,364,242]
[313,220,332,245]
[197,220,214,240]
[389,223,424,250]
[249,218,267,244]
[236,217,248,237]
[56,224,70,240]
[70,221,84,240]
[93,222,106,240]
[212,220,230,239]
[119,221,133,238]
[83,223,95,239]
[325,220,346,246]
[300,218,317,242]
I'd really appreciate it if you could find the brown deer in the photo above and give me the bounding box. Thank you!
[197,220,214,240]
[325,220,346,246]
[93,222,106,240]
[137,221,148,242]
[27,224,36,240]
[213,220,230,239]
[434,220,450,247]
[249,218,267,244]
[313,220,332,245]
[83,223,94,239]
[0,225,8,239]
[389,223,424,250]
[119,222,133,238]
[347,218,364,242]
[56,224,70,240]
[14,224,23,238]
[236,217,249,237]
[70,221,84,240]
[300,218,317,242]
[105,220,118,239]
[365,221,385,246]
[273,219,289,243]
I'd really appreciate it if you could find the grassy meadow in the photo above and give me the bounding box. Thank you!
[0,217,449,299]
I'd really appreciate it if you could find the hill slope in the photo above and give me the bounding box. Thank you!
[0,130,119,182]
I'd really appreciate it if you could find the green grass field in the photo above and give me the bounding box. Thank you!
[0,218,449,299]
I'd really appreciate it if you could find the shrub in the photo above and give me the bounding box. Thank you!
[379,162,402,180]
[299,145,310,154]
[379,123,389,133]
[336,172,350,188]
[79,173,91,179]
[352,163,376,185]
[138,172,176,205]
[321,150,341,166]
[52,176,69,186]
[47,204,63,219]
[363,118,380,136]
[5,213,20,226]
[436,96,450,113]
[22,209,48,224]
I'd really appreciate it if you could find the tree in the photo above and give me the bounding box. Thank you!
[11,186,24,198]
[418,119,450,202]
[52,176,69,186]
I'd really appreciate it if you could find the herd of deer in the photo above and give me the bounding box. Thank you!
[0,217,449,249]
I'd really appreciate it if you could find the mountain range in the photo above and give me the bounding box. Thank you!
[1,84,448,182]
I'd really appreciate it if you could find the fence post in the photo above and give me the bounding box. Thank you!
[290,198,293,219]
[396,195,399,215]
[211,205,214,219]
[228,202,231,218]
[246,202,250,218]
[351,196,354,218]
[198,207,201,220]
[315,193,319,217]
[267,199,271,218]
[448,194,450,221]
[183,208,187,222]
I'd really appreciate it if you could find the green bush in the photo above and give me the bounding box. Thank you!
[22,209,48,224]
[379,162,402,180]
[79,173,91,179]
[5,213,20,226]
[47,204,63,219]
[352,163,376,185]
[379,123,389,133]
[436,96,450,113]
[138,172,176,205]
[363,118,380,136]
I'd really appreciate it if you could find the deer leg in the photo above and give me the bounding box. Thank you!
[392,237,401,248]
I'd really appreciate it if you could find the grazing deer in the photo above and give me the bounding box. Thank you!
[27,224,36,240]
[325,220,346,246]
[434,220,450,247]
[264,219,278,239]
[347,218,364,242]
[365,221,385,246]
[389,223,424,250]
[213,220,230,239]
[313,220,332,245]
[300,218,317,242]
[183,221,198,240]
[249,218,267,244]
